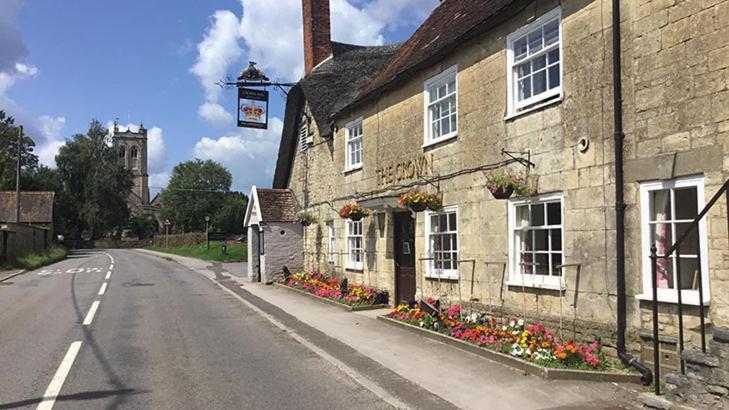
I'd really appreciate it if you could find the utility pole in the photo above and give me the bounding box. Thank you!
[15,125,22,223]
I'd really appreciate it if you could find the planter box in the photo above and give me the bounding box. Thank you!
[273,282,389,312]
[378,316,642,384]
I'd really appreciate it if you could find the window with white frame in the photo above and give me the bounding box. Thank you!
[425,206,458,279]
[346,220,363,270]
[508,193,564,289]
[506,8,562,117]
[327,222,336,264]
[299,117,309,152]
[424,66,458,145]
[345,119,363,171]
[640,176,708,305]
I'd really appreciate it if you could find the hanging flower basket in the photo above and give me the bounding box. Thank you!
[297,211,317,226]
[399,191,442,212]
[339,204,369,220]
[484,169,532,200]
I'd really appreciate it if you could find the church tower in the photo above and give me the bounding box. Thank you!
[111,122,150,211]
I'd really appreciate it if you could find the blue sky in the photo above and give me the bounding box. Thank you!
[1,0,438,193]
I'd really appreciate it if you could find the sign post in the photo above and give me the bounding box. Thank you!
[237,88,269,129]
[164,219,171,248]
[205,216,210,250]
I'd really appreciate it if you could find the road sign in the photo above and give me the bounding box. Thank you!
[164,219,171,226]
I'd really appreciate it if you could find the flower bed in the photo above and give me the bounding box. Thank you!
[388,303,611,371]
[280,271,388,308]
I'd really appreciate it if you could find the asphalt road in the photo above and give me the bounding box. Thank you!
[0,250,389,409]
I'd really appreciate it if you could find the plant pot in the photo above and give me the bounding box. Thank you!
[350,214,363,221]
[300,220,311,227]
[490,185,514,200]
[409,202,428,212]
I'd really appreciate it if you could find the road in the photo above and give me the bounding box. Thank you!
[0,250,389,409]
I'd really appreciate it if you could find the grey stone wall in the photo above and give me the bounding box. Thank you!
[1,223,51,263]
[262,223,303,283]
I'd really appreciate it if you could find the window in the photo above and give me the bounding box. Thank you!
[424,66,458,146]
[639,176,708,305]
[424,206,458,279]
[346,220,363,270]
[327,222,336,264]
[299,117,309,152]
[119,147,126,159]
[345,119,363,171]
[130,147,138,169]
[508,193,564,289]
[506,8,562,117]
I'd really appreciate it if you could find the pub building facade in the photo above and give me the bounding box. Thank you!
[268,0,729,371]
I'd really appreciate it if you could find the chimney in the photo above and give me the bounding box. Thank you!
[302,0,331,76]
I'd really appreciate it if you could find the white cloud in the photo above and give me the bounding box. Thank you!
[198,102,233,127]
[193,117,283,191]
[190,10,242,127]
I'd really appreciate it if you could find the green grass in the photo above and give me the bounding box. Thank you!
[148,241,247,263]
[15,246,69,270]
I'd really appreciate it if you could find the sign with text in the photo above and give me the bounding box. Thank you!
[375,154,434,187]
[237,88,269,129]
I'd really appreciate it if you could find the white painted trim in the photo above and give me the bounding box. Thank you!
[244,185,264,227]
[423,65,459,146]
[345,219,363,270]
[507,192,565,290]
[344,118,364,172]
[505,7,562,117]
[638,175,710,304]
[424,205,459,280]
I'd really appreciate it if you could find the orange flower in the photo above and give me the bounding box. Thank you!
[556,352,567,360]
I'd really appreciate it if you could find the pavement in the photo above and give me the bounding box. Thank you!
[0,250,389,409]
[0,268,25,283]
[138,249,646,410]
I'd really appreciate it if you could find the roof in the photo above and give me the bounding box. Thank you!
[339,0,525,115]
[300,41,401,137]
[255,188,297,223]
[273,41,400,188]
[0,191,55,224]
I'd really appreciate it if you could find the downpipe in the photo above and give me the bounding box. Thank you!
[612,0,652,385]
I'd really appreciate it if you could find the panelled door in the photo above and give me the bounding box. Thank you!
[394,212,416,304]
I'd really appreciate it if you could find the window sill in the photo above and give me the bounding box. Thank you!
[505,280,565,292]
[635,293,710,306]
[345,268,364,273]
[504,95,563,121]
[424,272,459,281]
[422,133,458,150]
[343,165,362,175]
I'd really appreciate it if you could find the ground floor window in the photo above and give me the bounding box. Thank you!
[424,206,458,279]
[640,176,709,304]
[346,220,363,270]
[327,222,336,264]
[508,193,564,289]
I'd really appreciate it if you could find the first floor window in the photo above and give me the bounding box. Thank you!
[424,65,458,145]
[425,206,458,279]
[327,222,336,264]
[345,119,363,170]
[640,176,708,304]
[508,193,564,289]
[506,8,562,116]
[346,220,363,270]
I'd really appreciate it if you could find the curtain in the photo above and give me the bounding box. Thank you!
[653,191,670,288]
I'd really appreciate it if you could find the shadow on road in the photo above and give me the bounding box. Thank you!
[0,388,148,409]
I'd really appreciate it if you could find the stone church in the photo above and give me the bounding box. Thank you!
[111,122,151,214]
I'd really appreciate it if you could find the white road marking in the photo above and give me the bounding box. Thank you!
[109,264,114,270]
[98,282,107,296]
[82,301,100,326]
[37,341,83,410]
[105,271,111,280]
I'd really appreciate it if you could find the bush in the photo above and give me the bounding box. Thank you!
[15,246,68,270]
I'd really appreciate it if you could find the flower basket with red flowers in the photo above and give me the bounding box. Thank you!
[339,204,370,221]
[399,191,443,212]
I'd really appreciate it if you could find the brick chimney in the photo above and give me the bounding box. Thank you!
[302,0,331,76]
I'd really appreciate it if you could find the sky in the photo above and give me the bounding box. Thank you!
[0,0,438,194]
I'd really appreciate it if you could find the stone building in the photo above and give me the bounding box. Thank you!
[111,122,151,213]
[266,0,729,382]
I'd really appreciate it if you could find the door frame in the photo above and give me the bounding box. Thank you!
[393,211,416,304]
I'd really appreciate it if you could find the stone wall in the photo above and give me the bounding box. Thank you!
[286,0,729,368]
[0,223,51,263]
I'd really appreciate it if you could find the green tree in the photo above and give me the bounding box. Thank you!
[160,159,232,232]
[0,111,39,190]
[212,192,248,234]
[55,120,133,239]
[129,213,157,239]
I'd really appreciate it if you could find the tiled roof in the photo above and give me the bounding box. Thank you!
[341,0,522,113]
[256,188,297,223]
[0,191,55,223]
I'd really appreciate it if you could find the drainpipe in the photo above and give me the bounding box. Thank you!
[612,0,652,385]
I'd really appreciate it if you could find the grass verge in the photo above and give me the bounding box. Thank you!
[147,241,247,263]
[15,246,69,270]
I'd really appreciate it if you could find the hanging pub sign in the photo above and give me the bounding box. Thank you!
[237,88,269,129]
